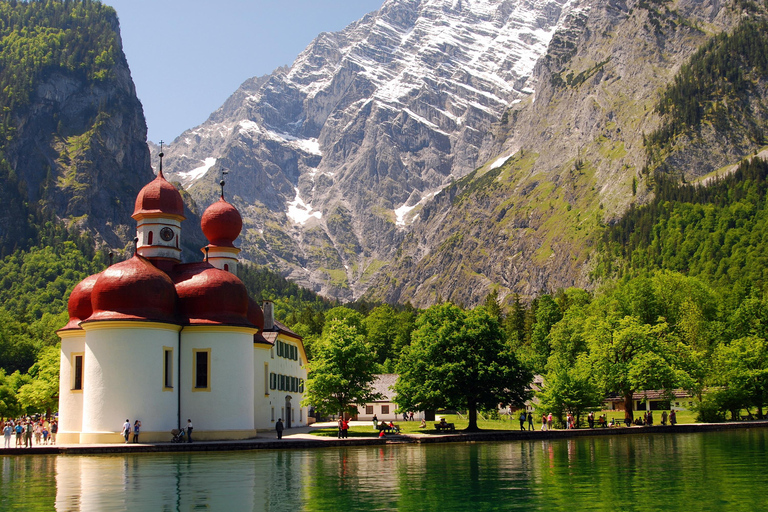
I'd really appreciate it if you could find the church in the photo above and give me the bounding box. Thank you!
[56,155,308,444]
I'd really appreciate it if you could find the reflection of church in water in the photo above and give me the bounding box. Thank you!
[56,155,307,443]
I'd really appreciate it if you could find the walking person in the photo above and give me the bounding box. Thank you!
[527,411,534,431]
[132,420,141,443]
[337,417,344,438]
[541,413,547,431]
[547,413,553,430]
[588,411,594,428]
[519,411,526,431]
[276,418,284,439]
[122,419,131,443]
[186,419,193,443]
[670,410,677,425]
[661,410,668,426]
[341,418,349,438]
[50,421,57,445]
[372,414,378,429]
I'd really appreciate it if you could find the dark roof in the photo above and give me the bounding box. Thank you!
[371,374,398,402]
[605,389,693,402]
[271,320,302,340]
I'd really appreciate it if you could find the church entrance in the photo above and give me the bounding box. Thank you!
[285,396,292,428]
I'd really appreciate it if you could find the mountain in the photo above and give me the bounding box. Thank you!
[162,0,766,307]
[365,0,759,306]
[159,0,580,300]
[0,0,207,260]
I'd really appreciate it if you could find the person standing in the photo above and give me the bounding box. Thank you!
[15,422,23,446]
[186,419,193,443]
[661,410,668,426]
[527,411,534,431]
[670,410,677,425]
[541,413,547,431]
[50,421,58,445]
[133,420,141,443]
[341,418,349,438]
[276,418,284,439]
[337,417,344,439]
[3,422,12,448]
[122,419,131,443]
[372,414,378,429]
[547,413,553,430]
[519,411,526,431]
[24,420,33,447]
[588,411,594,428]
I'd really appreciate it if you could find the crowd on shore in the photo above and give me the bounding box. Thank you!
[2,417,58,448]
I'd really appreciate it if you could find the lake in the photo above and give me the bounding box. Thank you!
[1,428,766,511]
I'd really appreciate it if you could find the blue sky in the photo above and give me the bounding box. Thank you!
[104,0,384,143]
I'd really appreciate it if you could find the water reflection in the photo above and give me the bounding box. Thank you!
[0,430,766,511]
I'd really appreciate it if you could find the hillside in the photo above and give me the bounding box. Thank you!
[365,0,766,307]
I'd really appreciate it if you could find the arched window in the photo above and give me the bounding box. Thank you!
[148,231,153,244]
[224,264,229,271]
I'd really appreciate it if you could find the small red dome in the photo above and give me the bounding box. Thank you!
[201,196,242,247]
[86,255,178,323]
[59,272,102,331]
[172,262,252,326]
[132,170,185,219]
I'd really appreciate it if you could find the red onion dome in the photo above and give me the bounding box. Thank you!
[86,255,178,324]
[59,272,102,331]
[201,196,242,247]
[132,169,185,219]
[172,262,252,326]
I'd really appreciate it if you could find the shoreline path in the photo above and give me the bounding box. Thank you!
[2,420,766,455]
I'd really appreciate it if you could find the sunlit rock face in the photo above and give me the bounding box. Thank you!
[159,0,579,300]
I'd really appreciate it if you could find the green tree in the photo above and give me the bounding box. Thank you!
[537,355,603,425]
[395,303,532,432]
[711,335,768,418]
[17,345,60,415]
[301,319,381,418]
[586,315,693,420]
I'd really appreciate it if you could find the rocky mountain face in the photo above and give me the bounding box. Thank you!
[159,0,580,300]
[365,0,757,306]
[0,2,205,259]
[160,0,763,306]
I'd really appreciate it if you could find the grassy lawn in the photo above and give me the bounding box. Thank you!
[309,409,702,437]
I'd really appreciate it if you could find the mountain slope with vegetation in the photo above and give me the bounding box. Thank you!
[366,0,765,307]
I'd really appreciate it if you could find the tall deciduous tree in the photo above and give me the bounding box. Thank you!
[395,303,532,431]
[301,319,381,418]
[16,345,60,415]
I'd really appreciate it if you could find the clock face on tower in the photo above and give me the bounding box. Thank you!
[160,227,174,242]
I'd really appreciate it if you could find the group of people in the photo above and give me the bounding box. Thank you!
[121,419,142,443]
[518,411,535,430]
[2,417,58,448]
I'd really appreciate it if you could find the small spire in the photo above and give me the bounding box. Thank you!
[220,180,225,199]
[204,246,209,262]
[108,251,114,266]
[133,237,139,256]
[158,140,165,178]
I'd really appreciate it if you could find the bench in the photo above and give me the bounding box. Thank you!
[377,425,400,434]
[434,422,455,432]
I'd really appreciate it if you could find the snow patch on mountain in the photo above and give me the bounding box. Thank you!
[178,157,217,188]
[287,187,322,225]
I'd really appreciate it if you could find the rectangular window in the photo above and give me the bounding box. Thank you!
[270,372,276,390]
[366,405,374,415]
[382,405,389,415]
[163,347,173,390]
[271,407,275,421]
[264,363,269,396]
[193,349,211,391]
[299,379,304,393]
[279,374,285,391]
[277,341,283,357]
[72,353,84,391]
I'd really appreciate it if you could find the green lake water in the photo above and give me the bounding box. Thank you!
[1,428,766,511]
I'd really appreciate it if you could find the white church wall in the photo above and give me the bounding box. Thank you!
[180,327,255,440]
[57,332,85,443]
[79,322,180,443]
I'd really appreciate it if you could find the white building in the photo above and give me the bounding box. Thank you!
[57,159,307,443]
